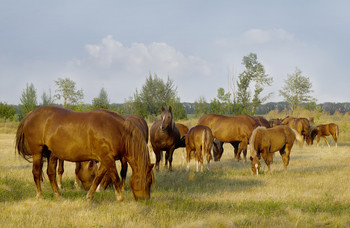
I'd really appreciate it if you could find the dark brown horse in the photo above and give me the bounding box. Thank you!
[185,125,213,172]
[249,125,303,175]
[253,116,271,128]
[198,114,259,162]
[150,106,181,171]
[15,106,154,201]
[306,123,339,147]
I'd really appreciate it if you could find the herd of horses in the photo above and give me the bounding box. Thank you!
[15,106,340,201]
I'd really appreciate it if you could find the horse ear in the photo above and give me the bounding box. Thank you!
[161,106,165,111]
[250,156,253,161]
[169,106,172,112]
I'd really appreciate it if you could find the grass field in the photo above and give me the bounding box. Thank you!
[1,112,350,227]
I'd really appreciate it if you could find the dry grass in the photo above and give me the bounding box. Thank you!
[1,112,350,227]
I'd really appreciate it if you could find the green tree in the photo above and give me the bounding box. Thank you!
[54,77,84,108]
[194,96,209,116]
[92,87,110,110]
[41,89,54,106]
[20,83,37,117]
[237,53,273,115]
[279,68,314,112]
[131,73,186,119]
[0,102,16,120]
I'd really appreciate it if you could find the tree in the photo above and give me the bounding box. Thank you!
[41,89,54,106]
[20,83,37,117]
[194,96,209,116]
[131,73,186,119]
[279,68,314,112]
[0,102,16,120]
[92,87,110,110]
[54,77,84,108]
[237,53,273,115]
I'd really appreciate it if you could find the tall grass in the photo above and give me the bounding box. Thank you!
[1,112,350,227]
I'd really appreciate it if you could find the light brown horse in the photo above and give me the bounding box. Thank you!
[150,106,181,171]
[96,113,150,191]
[282,116,311,145]
[198,114,260,162]
[15,106,154,201]
[185,125,213,172]
[249,125,303,175]
[306,123,339,147]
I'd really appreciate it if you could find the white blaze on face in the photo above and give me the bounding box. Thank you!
[255,163,259,175]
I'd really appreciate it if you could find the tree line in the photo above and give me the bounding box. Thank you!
[0,53,318,121]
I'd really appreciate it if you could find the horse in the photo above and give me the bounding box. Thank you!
[198,114,260,162]
[269,118,282,128]
[252,116,271,128]
[306,123,339,147]
[185,125,213,172]
[15,106,154,201]
[96,113,150,191]
[281,116,311,144]
[249,125,303,175]
[150,106,181,171]
[175,122,189,164]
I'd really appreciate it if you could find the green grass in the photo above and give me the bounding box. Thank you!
[1,111,350,227]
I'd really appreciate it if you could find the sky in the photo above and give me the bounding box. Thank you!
[1,0,349,105]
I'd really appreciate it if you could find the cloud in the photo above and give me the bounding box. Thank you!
[242,28,295,44]
[66,35,212,103]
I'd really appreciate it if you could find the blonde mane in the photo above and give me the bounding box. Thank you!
[249,126,266,157]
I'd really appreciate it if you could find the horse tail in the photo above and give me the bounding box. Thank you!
[15,117,32,162]
[202,129,211,159]
[335,124,340,138]
[291,128,303,148]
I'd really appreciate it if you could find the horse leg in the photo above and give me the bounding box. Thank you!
[86,164,108,200]
[316,135,320,147]
[323,136,330,147]
[231,142,238,160]
[103,159,123,201]
[261,150,271,174]
[167,147,176,171]
[32,153,44,200]
[74,162,81,189]
[154,149,161,171]
[47,155,61,198]
[164,150,169,168]
[237,140,248,162]
[57,159,64,189]
[186,145,192,172]
[280,146,291,172]
[332,133,338,148]
[120,158,128,191]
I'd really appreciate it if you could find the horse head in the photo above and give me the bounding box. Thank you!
[250,156,261,175]
[76,161,98,190]
[160,106,175,131]
[212,139,224,161]
[130,164,155,201]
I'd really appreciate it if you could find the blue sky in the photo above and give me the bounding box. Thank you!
[1,0,349,105]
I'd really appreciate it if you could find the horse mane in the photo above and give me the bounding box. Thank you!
[249,126,266,157]
[122,117,152,189]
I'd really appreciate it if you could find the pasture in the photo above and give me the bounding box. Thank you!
[1,113,350,227]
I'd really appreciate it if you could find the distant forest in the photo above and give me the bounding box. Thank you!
[179,102,350,115]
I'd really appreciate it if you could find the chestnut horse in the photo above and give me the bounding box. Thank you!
[15,106,154,201]
[249,125,303,175]
[185,125,213,172]
[269,118,282,128]
[97,113,149,191]
[198,114,259,162]
[175,122,189,164]
[306,123,339,147]
[150,106,181,171]
[253,116,271,128]
[282,116,311,145]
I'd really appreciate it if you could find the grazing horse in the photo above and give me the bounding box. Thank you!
[281,116,311,145]
[253,116,271,128]
[185,125,213,172]
[269,118,282,128]
[198,114,259,162]
[249,125,303,175]
[15,106,154,201]
[150,106,181,171]
[306,123,339,147]
[96,113,150,191]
